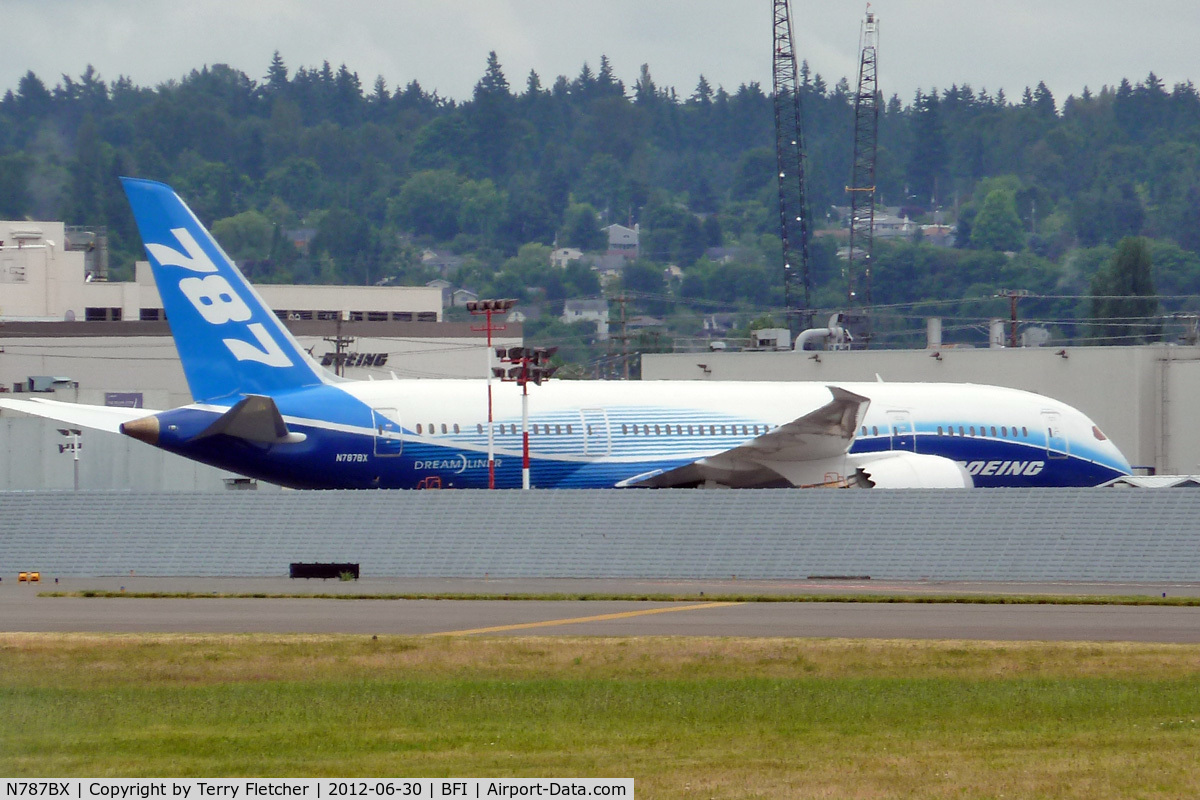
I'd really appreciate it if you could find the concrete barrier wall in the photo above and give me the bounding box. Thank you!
[1,489,1198,581]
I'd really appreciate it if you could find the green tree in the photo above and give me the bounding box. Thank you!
[559,203,605,251]
[390,170,465,240]
[906,90,948,207]
[469,51,514,178]
[457,178,504,243]
[504,242,553,279]
[1071,183,1145,247]
[1090,237,1159,345]
[265,157,322,213]
[212,210,274,262]
[313,207,379,284]
[0,153,33,218]
[969,189,1024,251]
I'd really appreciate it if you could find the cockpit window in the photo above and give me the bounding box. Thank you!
[1093,425,1108,441]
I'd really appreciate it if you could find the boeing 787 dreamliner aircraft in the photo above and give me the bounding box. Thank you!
[0,179,1133,490]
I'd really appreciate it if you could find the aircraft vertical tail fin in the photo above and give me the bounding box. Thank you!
[121,178,326,403]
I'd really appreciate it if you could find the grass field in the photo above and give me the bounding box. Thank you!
[3,634,1200,799]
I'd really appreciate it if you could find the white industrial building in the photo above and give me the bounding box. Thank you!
[0,219,444,323]
[0,219,520,407]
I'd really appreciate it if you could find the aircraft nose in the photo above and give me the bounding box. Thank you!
[1099,429,1133,475]
[120,414,160,445]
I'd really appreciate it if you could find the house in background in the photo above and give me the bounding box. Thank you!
[421,249,466,277]
[921,224,956,247]
[562,298,610,340]
[450,288,478,307]
[425,278,452,307]
[507,305,543,325]
[626,315,666,331]
[582,253,626,286]
[703,313,738,337]
[874,212,916,239]
[283,228,317,255]
[603,223,640,261]
[551,247,583,268]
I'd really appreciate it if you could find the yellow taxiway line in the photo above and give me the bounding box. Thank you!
[430,601,744,636]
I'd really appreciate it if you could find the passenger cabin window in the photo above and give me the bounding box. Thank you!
[416,424,423,434]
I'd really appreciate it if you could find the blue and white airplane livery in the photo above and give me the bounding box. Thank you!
[0,178,1133,490]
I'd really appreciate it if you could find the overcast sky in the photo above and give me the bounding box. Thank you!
[7,1,1196,107]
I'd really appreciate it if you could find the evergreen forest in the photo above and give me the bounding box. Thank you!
[3,51,1200,365]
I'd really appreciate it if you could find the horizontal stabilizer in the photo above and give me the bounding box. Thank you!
[191,395,307,444]
[0,397,160,434]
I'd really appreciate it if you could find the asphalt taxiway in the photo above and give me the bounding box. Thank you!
[3,577,1199,642]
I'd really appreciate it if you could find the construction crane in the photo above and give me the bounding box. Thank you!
[843,6,880,345]
[772,0,812,332]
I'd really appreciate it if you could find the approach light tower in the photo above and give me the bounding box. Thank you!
[845,6,880,334]
[773,0,813,332]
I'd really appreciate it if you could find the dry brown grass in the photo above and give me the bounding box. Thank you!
[3,632,1199,687]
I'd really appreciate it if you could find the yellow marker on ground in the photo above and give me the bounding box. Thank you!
[431,601,743,636]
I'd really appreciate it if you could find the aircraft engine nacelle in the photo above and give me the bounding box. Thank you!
[851,452,974,489]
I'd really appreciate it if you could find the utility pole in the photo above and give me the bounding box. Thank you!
[996,289,1031,348]
[323,315,355,377]
[608,294,632,380]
